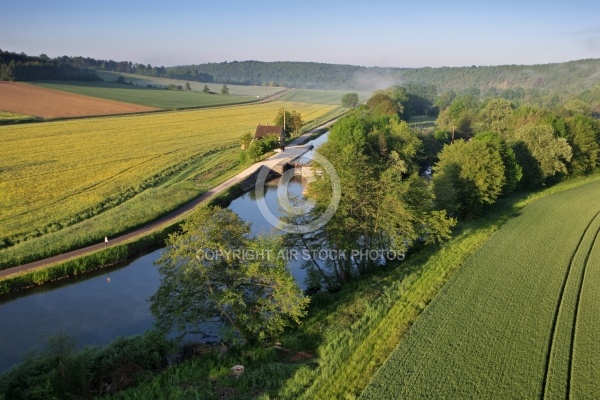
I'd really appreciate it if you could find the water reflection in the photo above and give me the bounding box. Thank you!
[0,132,328,372]
[0,251,161,371]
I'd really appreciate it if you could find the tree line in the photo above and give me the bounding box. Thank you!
[171,59,600,94]
[2,82,599,400]
[0,50,100,81]
[152,88,600,344]
[0,49,211,82]
[4,50,599,105]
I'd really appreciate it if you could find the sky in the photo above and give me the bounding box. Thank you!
[2,0,599,68]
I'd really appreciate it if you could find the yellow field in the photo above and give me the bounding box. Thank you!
[0,101,338,247]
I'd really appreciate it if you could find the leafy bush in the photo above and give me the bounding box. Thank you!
[0,331,174,400]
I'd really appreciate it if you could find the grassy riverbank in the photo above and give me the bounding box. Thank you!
[0,183,243,296]
[2,174,599,399]
[0,101,338,270]
[113,175,600,398]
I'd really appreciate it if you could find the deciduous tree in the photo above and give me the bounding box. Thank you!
[288,112,454,289]
[474,131,522,194]
[341,92,359,108]
[150,207,308,344]
[565,114,600,175]
[274,108,302,136]
[240,132,253,150]
[514,123,572,182]
[479,98,514,137]
[366,92,398,116]
[433,139,506,217]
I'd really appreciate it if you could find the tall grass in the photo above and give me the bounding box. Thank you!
[0,330,173,400]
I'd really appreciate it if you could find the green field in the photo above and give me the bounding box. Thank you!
[360,180,600,399]
[95,70,287,97]
[32,80,259,109]
[278,88,372,105]
[32,73,370,109]
[0,101,338,268]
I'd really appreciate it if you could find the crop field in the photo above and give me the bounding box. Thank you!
[360,180,600,399]
[0,101,338,267]
[278,88,372,105]
[96,70,287,97]
[0,82,158,118]
[32,81,258,110]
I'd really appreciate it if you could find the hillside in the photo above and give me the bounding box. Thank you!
[3,50,599,95]
[177,59,600,93]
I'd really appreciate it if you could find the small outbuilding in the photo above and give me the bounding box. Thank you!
[254,124,286,150]
[254,124,283,139]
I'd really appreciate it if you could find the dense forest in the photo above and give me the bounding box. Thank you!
[176,59,600,94]
[0,50,211,82]
[2,49,599,100]
[0,50,100,81]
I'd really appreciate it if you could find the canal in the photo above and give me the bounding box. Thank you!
[0,133,327,372]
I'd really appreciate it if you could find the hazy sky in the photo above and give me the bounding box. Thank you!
[2,0,599,68]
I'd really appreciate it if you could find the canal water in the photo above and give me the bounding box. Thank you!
[0,134,327,372]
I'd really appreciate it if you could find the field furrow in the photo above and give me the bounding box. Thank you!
[543,211,600,400]
[360,180,600,399]
[571,233,600,399]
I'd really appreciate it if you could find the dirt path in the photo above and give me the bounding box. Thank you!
[0,119,337,279]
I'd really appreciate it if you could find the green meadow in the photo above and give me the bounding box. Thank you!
[278,88,372,105]
[32,80,256,109]
[95,70,286,97]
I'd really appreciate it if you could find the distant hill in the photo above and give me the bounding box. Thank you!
[399,59,600,94]
[178,59,600,93]
[2,49,599,96]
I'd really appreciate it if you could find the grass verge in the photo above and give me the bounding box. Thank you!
[0,182,244,296]
[103,174,600,399]
[3,174,599,399]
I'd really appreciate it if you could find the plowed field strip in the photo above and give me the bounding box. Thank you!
[0,82,158,118]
